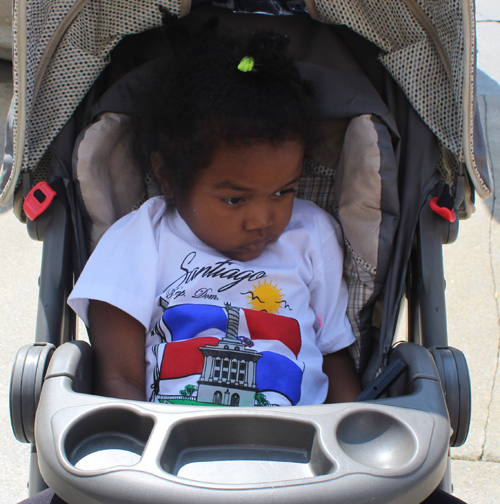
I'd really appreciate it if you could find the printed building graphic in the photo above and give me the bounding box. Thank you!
[197,306,262,406]
[152,302,303,406]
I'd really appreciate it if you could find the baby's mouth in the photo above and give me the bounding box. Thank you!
[239,238,273,253]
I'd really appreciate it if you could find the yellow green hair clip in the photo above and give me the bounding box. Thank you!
[238,56,256,72]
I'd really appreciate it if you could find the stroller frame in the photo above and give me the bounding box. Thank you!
[8,1,478,502]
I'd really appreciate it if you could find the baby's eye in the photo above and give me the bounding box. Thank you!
[275,188,296,197]
[223,197,244,205]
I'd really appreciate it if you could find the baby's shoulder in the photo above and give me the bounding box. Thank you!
[97,197,168,248]
[112,196,166,229]
[290,199,341,238]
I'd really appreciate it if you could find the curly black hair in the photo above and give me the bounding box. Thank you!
[135,13,318,200]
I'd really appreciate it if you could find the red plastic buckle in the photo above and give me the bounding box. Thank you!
[429,196,456,223]
[23,181,57,220]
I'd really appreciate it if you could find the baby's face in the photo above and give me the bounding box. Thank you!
[176,139,304,262]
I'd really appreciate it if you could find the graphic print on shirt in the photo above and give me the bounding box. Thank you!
[243,280,293,315]
[148,304,303,406]
[158,251,269,310]
[157,251,293,315]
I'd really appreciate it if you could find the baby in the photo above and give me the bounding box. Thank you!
[68,19,362,406]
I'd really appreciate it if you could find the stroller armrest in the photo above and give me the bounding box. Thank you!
[35,341,450,504]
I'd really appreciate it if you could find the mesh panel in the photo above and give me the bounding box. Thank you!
[27,46,105,169]
[12,1,82,194]
[32,148,52,186]
[416,0,465,155]
[11,0,182,191]
[312,0,469,180]
[381,39,461,156]
[436,142,458,189]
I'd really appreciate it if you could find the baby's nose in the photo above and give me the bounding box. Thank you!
[244,205,273,231]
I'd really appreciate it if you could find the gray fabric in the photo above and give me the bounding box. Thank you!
[333,114,399,374]
[335,114,383,269]
[372,86,441,380]
[0,96,14,197]
[72,112,145,252]
[373,116,400,285]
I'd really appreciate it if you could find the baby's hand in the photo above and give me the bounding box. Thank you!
[322,349,362,403]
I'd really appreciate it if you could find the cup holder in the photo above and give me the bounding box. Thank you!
[161,416,334,484]
[336,410,417,469]
[63,408,154,471]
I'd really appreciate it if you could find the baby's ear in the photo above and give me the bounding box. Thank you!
[151,151,174,199]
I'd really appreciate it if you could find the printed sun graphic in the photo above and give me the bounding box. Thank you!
[247,280,285,314]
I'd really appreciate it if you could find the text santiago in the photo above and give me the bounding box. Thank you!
[164,252,267,293]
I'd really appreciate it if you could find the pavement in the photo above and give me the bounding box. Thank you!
[0,1,499,502]
[443,2,500,501]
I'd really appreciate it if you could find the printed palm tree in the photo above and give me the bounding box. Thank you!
[180,384,197,397]
[254,392,269,406]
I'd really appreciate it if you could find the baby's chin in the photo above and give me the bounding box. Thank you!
[222,249,265,262]
[222,237,276,262]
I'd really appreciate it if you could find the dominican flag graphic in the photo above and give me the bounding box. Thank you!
[148,304,303,406]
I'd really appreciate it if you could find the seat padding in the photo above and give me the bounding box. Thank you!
[73,113,146,250]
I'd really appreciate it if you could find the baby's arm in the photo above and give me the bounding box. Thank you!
[322,349,362,403]
[88,300,146,401]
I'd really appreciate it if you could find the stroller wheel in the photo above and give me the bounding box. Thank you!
[10,343,55,443]
[429,347,471,447]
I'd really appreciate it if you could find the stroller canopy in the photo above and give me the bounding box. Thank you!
[0,0,491,206]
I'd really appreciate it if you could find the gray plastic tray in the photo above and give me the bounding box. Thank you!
[35,341,451,504]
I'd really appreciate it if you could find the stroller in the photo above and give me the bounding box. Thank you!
[3,0,489,502]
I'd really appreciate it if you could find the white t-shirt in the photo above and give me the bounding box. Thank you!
[69,197,354,406]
